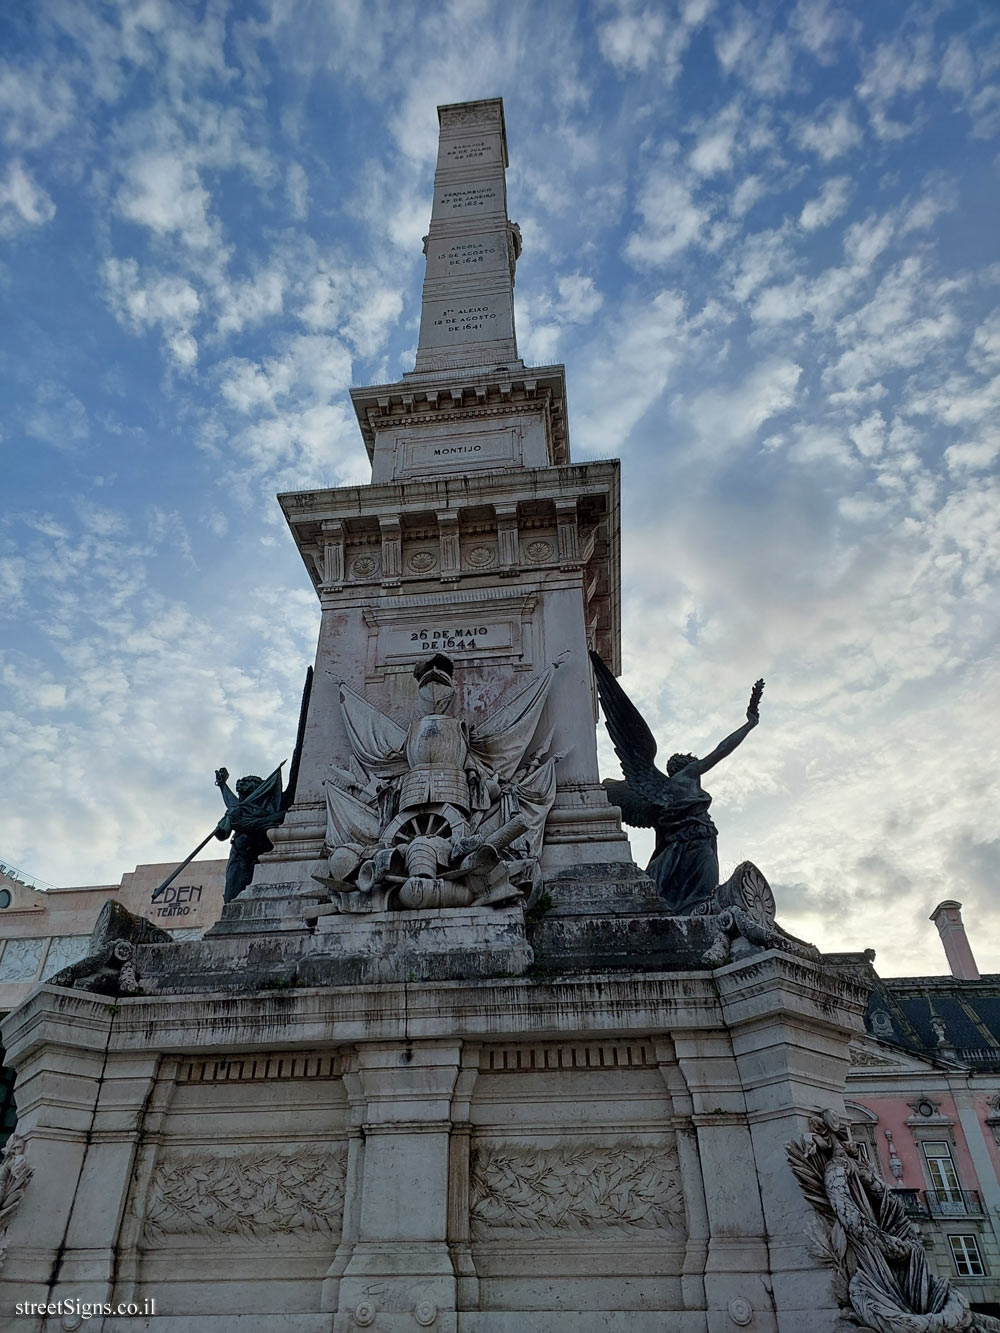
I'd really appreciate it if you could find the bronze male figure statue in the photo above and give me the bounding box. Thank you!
[590,651,763,913]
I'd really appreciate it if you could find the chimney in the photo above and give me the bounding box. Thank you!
[930,900,980,981]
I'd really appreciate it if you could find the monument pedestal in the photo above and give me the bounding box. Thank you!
[0,947,868,1332]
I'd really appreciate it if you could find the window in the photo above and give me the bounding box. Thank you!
[949,1234,986,1277]
[844,1102,880,1172]
[922,1141,961,1199]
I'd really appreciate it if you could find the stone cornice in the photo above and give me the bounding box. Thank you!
[3,956,868,1065]
[349,365,569,465]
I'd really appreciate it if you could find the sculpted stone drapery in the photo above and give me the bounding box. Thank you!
[316,653,563,912]
[787,1109,1000,1333]
[0,1134,33,1275]
[0,1135,32,1234]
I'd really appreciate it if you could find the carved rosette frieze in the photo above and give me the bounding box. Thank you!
[469,1141,684,1239]
[143,1145,348,1245]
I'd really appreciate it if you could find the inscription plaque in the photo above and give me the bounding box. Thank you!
[380,618,514,664]
[394,427,520,479]
[418,294,512,351]
[442,137,499,165]
[363,592,538,677]
[435,185,499,216]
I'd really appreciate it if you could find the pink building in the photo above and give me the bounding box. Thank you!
[839,902,1000,1317]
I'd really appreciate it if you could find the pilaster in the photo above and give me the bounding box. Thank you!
[333,1041,464,1333]
[0,991,158,1313]
[712,950,868,1333]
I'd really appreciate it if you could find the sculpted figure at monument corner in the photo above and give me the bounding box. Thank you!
[591,650,763,914]
[316,653,566,913]
[214,766,287,903]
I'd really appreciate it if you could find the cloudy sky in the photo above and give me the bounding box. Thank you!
[2,0,998,977]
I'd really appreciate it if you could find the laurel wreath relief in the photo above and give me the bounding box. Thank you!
[144,1145,348,1243]
[469,1142,685,1237]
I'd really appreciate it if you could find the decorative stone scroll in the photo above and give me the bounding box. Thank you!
[698,862,821,967]
[48,899,173,996]
[470,1141,684,1238]
[786,1109,1000,1333]
[143,1144,348,1244]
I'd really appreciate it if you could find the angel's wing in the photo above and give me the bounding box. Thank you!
[469,665,554,782]
[589,651,673,807]
[338,683,408,777]
[601,778,660,829]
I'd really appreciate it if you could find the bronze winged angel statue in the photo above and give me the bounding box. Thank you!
[590,651,763,913]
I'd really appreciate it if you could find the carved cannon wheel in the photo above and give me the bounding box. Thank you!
[391,811,452,844]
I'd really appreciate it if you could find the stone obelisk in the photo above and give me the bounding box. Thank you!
[254,96,633,900]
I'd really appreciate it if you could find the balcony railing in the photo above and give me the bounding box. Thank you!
[893,1189,928,1218]
[923,1189,983,1218]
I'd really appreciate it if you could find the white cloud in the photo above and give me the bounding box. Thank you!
[25,386,89,449]
[555,274,603,323]
[102,258,201,368]
[682,357,802,452]
[944,431,1000,474]
[848,411,885,460]
[0,159,55,237]
[116,150,219,250]
[597,0,712,81]
[939,36,976,96]
[730,174,766,217]
[0,62,77,150]
[286,161,309,220]
[597,7,666,73]
[793,100,861,160]
[842,212,894,269]
[214,266,285,338]
[799,175,850,230]
[573,289,694,451]
[789,0,855,66]
[856,29,935,140]
[689,103,742,177]
[714,6,793,97]
[624,167,710,267]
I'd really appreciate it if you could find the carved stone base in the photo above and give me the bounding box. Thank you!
[139,903,532,992]
[307,905,532,985]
